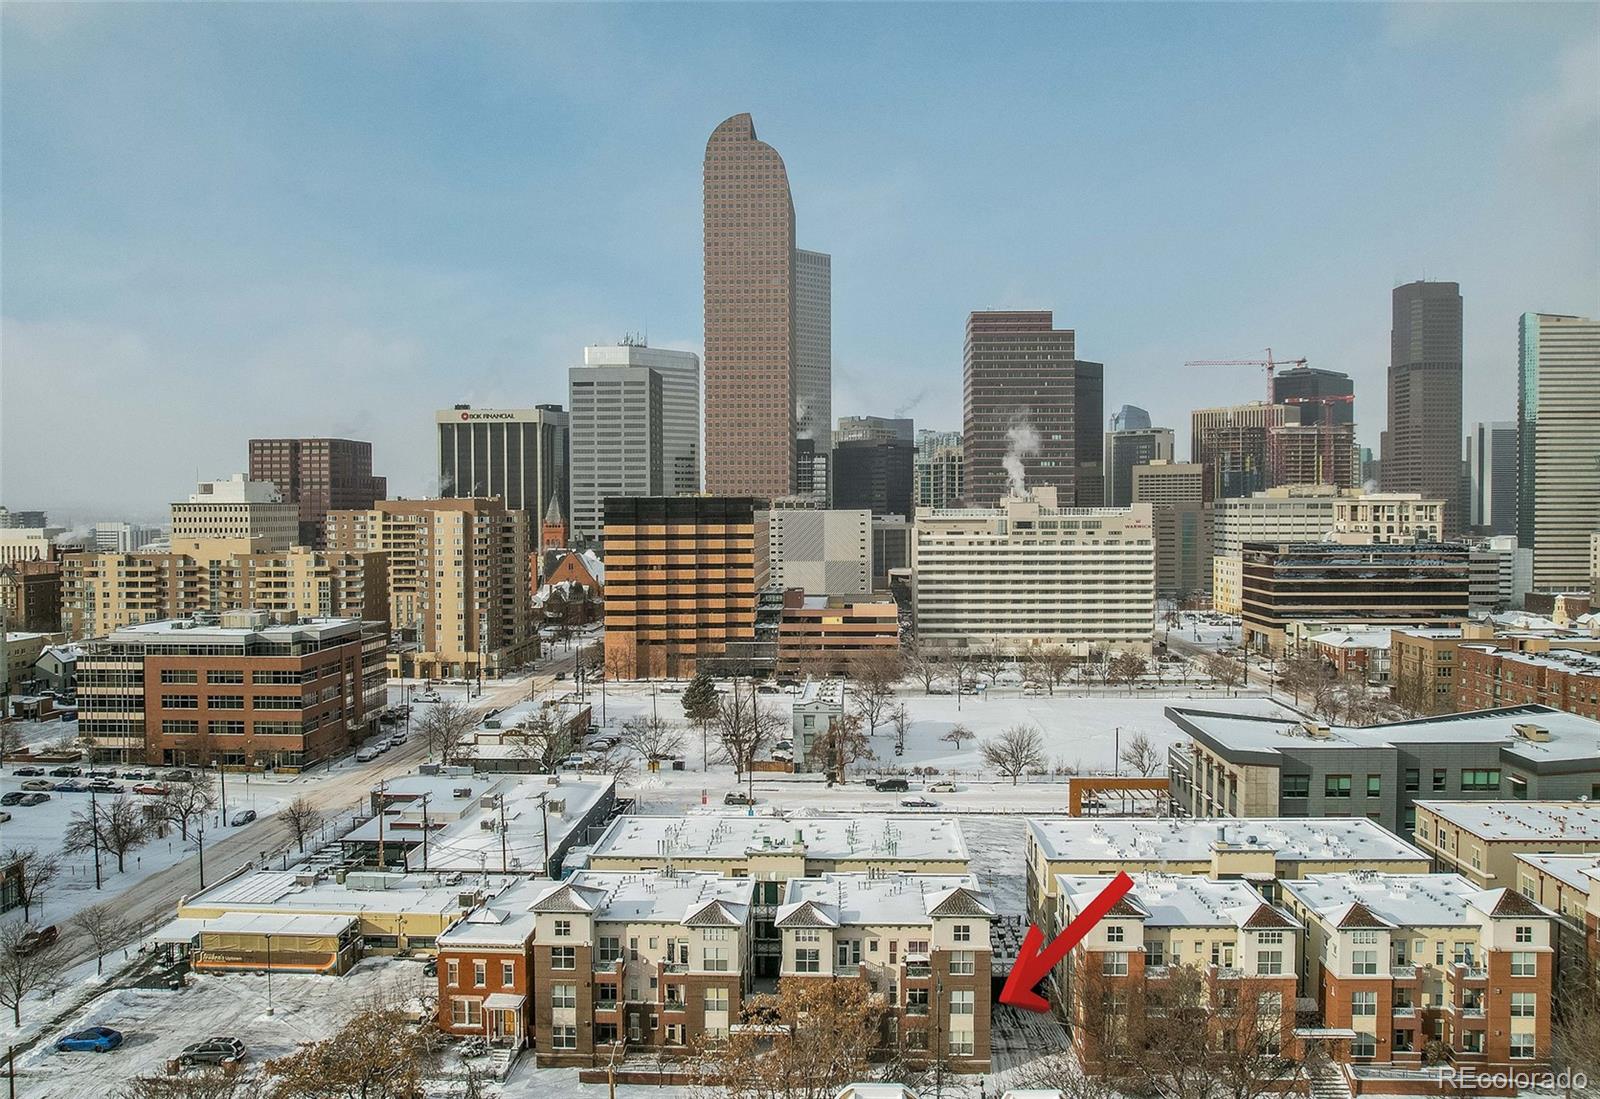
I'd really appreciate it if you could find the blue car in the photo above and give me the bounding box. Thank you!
[55,1027,123,1053]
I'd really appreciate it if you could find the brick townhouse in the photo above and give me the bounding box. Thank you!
[1051,874,1301,1071]
[1457,645,1600,720]
[435,870,754,1065]
[1281,873,1555,1071]
[774,873,995,1071]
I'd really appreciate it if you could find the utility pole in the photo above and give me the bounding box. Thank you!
[498,795,508,873]
[421,793,430,872]
[539,792,550,876]
[89,787,103,889]
[197,815,207,889]
[216,758,228,827]
[376,779,386,869]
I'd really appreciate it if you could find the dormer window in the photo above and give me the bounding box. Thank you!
[554,919,572,938]
[1514,925,1533,943]
[1106,925,1124,943]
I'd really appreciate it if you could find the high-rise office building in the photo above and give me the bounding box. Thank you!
[581,342,700,497]
[1465,421,1517,536]
[91,522,163,553]
[1191,403,1294,501]
[1517,313,1600,590]
[1072,360,1105,506]
[1271,367,1354,425]
[1131,461,1210,598]
[835,416,914,445]
[1384,281,1464,534]
[962,310,1080,506]
[1104,428,1175,507]
[703,113,797,497]
[248,438,387,547]
[435,405,568,547]
[170,475,298,549]
[1109,405,1151,433]
[915,431,964,510]
[832,438,915,518]
[795,249,832,468]
[567,359,664,546]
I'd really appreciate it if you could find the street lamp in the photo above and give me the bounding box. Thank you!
[265,933,274,1015]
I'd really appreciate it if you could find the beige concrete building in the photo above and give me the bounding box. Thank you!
[1132,461,1210,599]
[61,543,387,638]
[912,488,1155,654]
[1413,802,1600,889]
[1517,313,1600,590]
[170,475,298,550]
[327,498,533,679]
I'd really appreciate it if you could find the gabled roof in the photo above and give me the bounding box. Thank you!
[1464,887,1552,920]
[774,899,839,929]
[1331,901,1396,930]
[926,885,996,920]
[685,899,747,928]
[1240,902,1299,931]
[531,881,606,914]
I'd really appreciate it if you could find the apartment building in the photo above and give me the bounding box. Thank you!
[1165,704,1600,835]
[1240,540,1470,655]
[776,593,899,676]
[912,489,1154,655]
[588,813,970,981]
[601,496,767,679]
[915,431,964,511]
[0,559,61,632]
[776,873,996,1070]
[75,610,386,769]
[61,545,387,639]
[327,498,533,679]
[1456,645,1600,719]
[1516,312,1600,590]
[1282,872,1554,1070]
[1054,874,1300,1070]
[1512,853,1599,966]
[170,476,298,550]
[1411,802,1600,889]
[1025,817,1429,934]
[792,678,846,771]
[248,438,387,548]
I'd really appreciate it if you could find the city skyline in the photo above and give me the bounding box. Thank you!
[3,2,1597,518]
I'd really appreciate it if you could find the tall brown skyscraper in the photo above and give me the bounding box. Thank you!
[703,113,797,497]
[1383,280,1463,533]
[248,437,386,547]
[961,311,1079,505]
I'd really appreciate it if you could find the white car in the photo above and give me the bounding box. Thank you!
[355,748,379,763]
[900,796,938,808]
[927,781,957,793]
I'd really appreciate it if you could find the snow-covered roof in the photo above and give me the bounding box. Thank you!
[1512,852,1600,895]
[1414,801,1600,842]
[553,870,754,926]
[590,813,970,866]
[198,911,359,938]
[1307,630,1393,650]
[779,873,993,927]
[1028,817,1428,868]
[1055,874,1291,931]
[183,868,488,920]
[1281,872,1552,931]
[437,877,553,947]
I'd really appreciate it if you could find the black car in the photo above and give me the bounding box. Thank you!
[0,792,24,806]
[12,766,44,777]
[48,766,83,778]
[177,1037,246,1067]
[873,778,910,792]
[87,781,125,794]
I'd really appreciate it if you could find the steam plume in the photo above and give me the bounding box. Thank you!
[1003,422,1039,498]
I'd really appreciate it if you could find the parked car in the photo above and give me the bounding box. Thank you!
[12,766,44,776]
[177,1037,246,1067]
[18,792,51,806]
[20,779,54,791]
[132,783,170,796]
[0,792,24,806]
[0,811,9,824]
[167,769,194,782]
[55,1027,124,1053]
[756,684,781,695]
[54,781,91,793]
[900,796,939,808]
[120,770,153,780]
[355,748,379,763]
[927,781,957,793]
[87,781,125,794]
[658,684,681,694]
[48,766,82,778]
[387,733,407,747]
[414,692,441,704]
[17,925,59,954]
[231,809,257,826]
[87,769,118,779]
[873,778,910,792]
[723,792,756,806]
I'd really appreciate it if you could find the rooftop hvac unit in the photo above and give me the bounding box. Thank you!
[480,818,498,831]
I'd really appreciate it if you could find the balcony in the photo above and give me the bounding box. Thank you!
[905,1004,929,1017]
[1391,964,1417,981]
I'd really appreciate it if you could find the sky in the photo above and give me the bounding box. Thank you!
[2,2,1597,523]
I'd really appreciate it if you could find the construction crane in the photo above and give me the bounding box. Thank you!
[1184,348,1308,404]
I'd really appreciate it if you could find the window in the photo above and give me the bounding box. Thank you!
[501,961,515,986]
[450,998,481,1027]
[1257,951,1283,975]
[1515,925,1533,944]
[950,1033,974,1057]
[1432,768,1447,792]
[553,919,571,938]
[1103,952,1129,976]
[164,695,199,709]
[1366,774,1382,797]
[208,695,245,709]
[1145,942,1165,966]
[473,960,486,987]
[208,721,244,736]
[445,959,459,985]
[1403,807,1416,831]
[206,669,244,684]
[703,947,729,972]
[161,720,198,735]
[598,936,621,964]
[950,990,974,1015]
[704,988,729,1014]
[1257,931,1283,944]
[1325,775,1352,799]
[795,949,820,973]
[1106,926,1124,943]
[1404,768,1419,792]
[551,983,576,1008]
[1509,1033,1534,1059]
[1511,992,1536,1017]
[1351,1032,1376,1058]
[1352,950,1378,975]
[1461,769,1500,792]
[161,669,198,684]
[1282,774,1310,798]
[551,947,576,970]
[1511,952,1537,977]
[551,1025,577,1050]
[1351,991,1377,1016]
[950,950,975,975]
[794,928,820,943]
[953,924,971,943]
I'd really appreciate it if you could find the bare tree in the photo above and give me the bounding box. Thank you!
[1022,648,1055,694]
[812,710,872,783]
[64,795,153,873]
[264,1005,443,1099]
[1108,652,1148,695]
[157,773,217,842]
[712,683,785,800]
[0,846,59,922]
[888,702,911,755]
[115,1070,252,1099]
[620,713,686,762]
[416,699,478,763]
[0,920,60,1026]
[846,650,901,736]
[71,901,130,975]
[0,722,22,759]
[1043,646,1075,692]
[1200,651,1244,696]
[940,723,975,752]
[1119,731,1163,777]
[903,647,944,694]
[981,723,1046,785]
[282,795,325,854]
[945,648,976,698]
[1551,970,1600,1084]
[509,705,575,773]
[974,641,1006,687]
[584,740,637,786]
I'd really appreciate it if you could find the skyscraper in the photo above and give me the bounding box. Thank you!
[579,342,700,497]
[248,438,387,548]
[962,310,1079,505]
[832,438,915,518]
[1104,428,1175,507]
[795,249,832,465]
[1384,281,1464,534]
[1271,367,1355,425]
[1465,420,1517,536]
[703,113,797,497]
[1191,403,1293,501]
[835,416,914,445]
[1517,313,1600,590]
[435,405,568,545]
[568,356,664,545]
[1109,405,1151,433]
[1072,360,1105,506]
[915,430,964,510]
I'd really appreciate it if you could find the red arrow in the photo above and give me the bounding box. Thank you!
[999,871,1135,1012]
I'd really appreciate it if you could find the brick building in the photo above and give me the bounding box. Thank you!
[0,559,61,632]
[1456,645,1600,719]
[1411,802,1600,889]
[775,592,899,676]
[248,437,387,548]
[1282,873,1554,1071]
[75,610,386,769]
